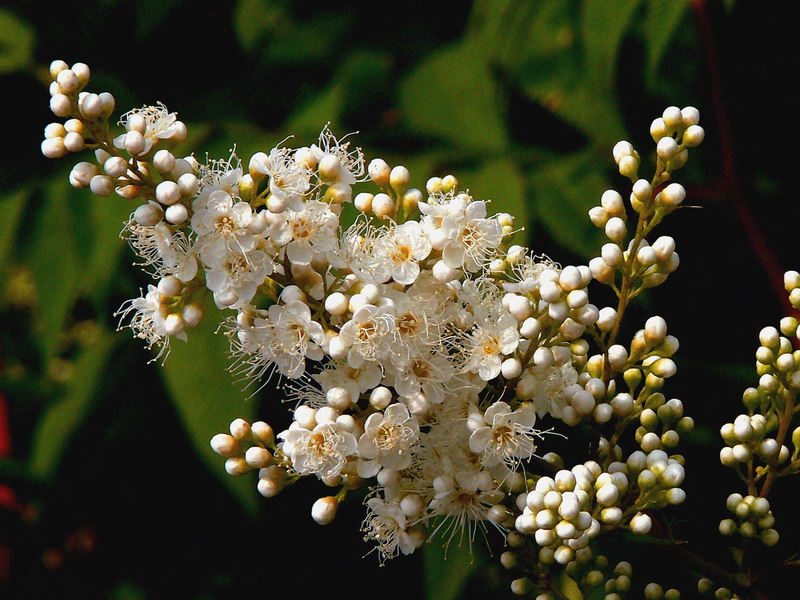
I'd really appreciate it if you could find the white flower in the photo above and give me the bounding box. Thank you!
[391,350,455,405]
[205,247,272,309]
[428,470,502,549]
[114,285,181,362]
[313,361,383,406]
[361,497,418,564]
[279,421,357,480]
[192,194,259,266]
[468,401,540,469]
[372,221,432,285]
[269,200,339,265]
[337,304,394,368]
[461,317,519,381]
[114,103,183,154]
[357,403,420,477]
[264,300,325,378]
[122,218,199,282]
[440,200,503,273]
[311,124,365,185]
[251,145,311,208]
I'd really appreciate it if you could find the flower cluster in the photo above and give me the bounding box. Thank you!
[43,59,757,598]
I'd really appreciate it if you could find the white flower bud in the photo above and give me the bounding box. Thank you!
[257,467,286,497]
[178,173,199,196]
[588,206,608,227]
[662,106,683,127]
[164,313,184,336]
[210,433,239,457]
[650,117,668,141]
[325,292,350,315]
[369,386,393,410]
[368,158,391,186]
[630,512,652,534]
[326,387,352,411]
[612,141,634,164]
[99,92,115,116]
[41,137,68,158]
[372,192,395,219]
[158,275,183,297]
[594,403,613,423]
[156,181,182,205]
[632,179,652,201]
[165,204,188,225]
[134,202,163,226]
[225,457,250,476]
[501,357,523,380]
[79,93,103,119]
[89,175,114,196]
[124,130,147,156]
[311,496,339,525]
[354,192,373,213]
[659,183,686,207]
[56,68,79,94]
[683,124,705,147]
[432,260,459,282]
[245,446,273,468]
[607,345,627,368]
[680,106,700,125]
[604,217,627,242]
[182,303,203,328]
[618,155,638,178]
[294,405,317,430]
[389,165,410,194]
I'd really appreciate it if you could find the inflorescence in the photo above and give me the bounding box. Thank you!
[40,58,800,599]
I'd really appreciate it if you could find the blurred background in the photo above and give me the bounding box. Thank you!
[0,0,798,597]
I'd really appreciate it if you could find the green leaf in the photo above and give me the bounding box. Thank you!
[81,194,137,306]
[399,41,509,153]
[26,179,85,361]
[287,80,345,137]
[160,301,259,517]
[458,158,529,235]
[233,0,286,52]
[580,0,643,89]
[0,187,29,279]
[0,9,34,74]
[642,0,690,86]
[28,330,116,477]
[423,539,481,600]
[529,150,608,259]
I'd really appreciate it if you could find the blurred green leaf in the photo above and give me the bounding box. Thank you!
[580,0,642,89]
[399,41,509,153]
[160,301,259,517]
[0,187,29,279]
[459,158,529,233]
[233,0,286,52]
[529,150,608,258]
[287,79,345,137]
[28,330,116,477]
[423,539,480,600]
[0,9,34,74]
[642,0,690,86]
[27,179,85,361]
[82,195,137,306]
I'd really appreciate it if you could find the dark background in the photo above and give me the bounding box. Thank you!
[0,0,798,598]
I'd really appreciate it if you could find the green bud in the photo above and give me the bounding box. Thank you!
[742,387,761,412]
[624,368,642,392]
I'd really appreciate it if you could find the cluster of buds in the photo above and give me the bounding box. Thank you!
[718,493,779,546]
[716,269,800,563]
